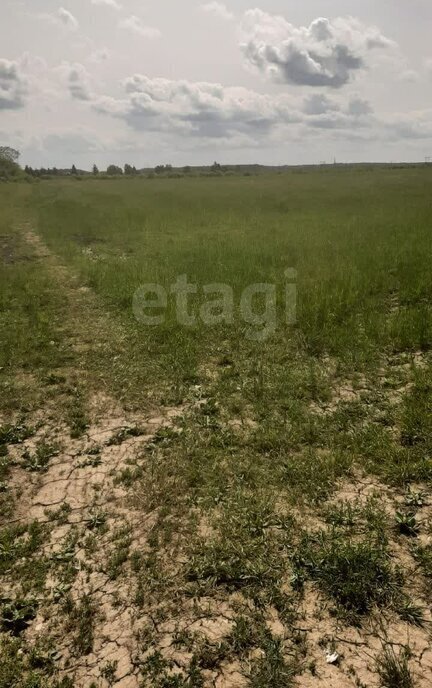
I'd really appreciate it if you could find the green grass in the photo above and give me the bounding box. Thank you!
[292,531,402,622]
[18,168,432,400]
[376,645,415,688]
[1,167,432,686]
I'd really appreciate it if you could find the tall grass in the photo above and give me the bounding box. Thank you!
[27,168,432,385]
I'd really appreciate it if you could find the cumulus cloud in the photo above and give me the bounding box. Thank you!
[384,111,432,140]
[398,69,420,83]
[200,2,234,21]
[119,16,161,39]
[241,11,395,88]
[302,93,373,130]
[303,93,340,115]
[57,7,79,31]
[91,74,378,142]
[93,74,302,138]
[91,0,121,9]
[61,63,93,101]
[0,58,27,110]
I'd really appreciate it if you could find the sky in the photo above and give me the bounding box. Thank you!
[1,0,432,169]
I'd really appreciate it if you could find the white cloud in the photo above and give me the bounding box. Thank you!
[93,75,299,138]
[57,7,79,31]
[240,11,395,88]
[200,2,234,21]
[91,0,121,9]
[0,58,27,110]
[90,74,380,143]
[89,48,110,63]
[398,69,420,83]
[119,16,161,39]
[60,63,93,101]
[303,93,340,115]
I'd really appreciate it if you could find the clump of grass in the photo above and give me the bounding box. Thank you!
[186,497,286,593]
[101,660,118,685]
[376,645,415,688]
[293,532,401,621]
[251,633,296,688]
[115,464,144,487]
[64,593,96,656]
[0,635,63,688]
[228,615,259,656]
[279,448,352,504]
[67,391,89,438]
[321,497,389,547]
[399,375,432,449]
[187,536,274,591]
[396,597,425,627]
[412,544,432,579]
[0,521,47,576]
[140,650,203,687]
[106,528,131,579]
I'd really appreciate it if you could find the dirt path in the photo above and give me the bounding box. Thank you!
[2,225,189,686]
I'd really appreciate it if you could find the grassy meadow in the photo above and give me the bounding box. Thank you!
[1,167,432,687]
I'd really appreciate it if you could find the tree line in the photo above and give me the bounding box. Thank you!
[1,146,240,181]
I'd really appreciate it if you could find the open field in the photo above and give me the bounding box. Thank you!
[1,167,432,687]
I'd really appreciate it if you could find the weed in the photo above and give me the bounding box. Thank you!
[101,660,118,685]
[412,543,432,579]
[251,633,296,688]
[0,597,37,635]
[395,511,420,537]
[404,490,426,509]
[376,645,414,688]
[22,440,59,472]
[65,593,96,656]
[396,597,425,626]
[67,392,89,438]
[0,423,34,446]
[86,510,107,530]
[107,426,143,445]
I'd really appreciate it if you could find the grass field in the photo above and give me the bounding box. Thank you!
[1,167,432,687]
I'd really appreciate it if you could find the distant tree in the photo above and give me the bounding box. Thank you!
[106,164,123,175]
[183,165,191,174]
[0,146,19,163]
[154,164,172,174]
[0,146,21,179]
[71,164,77,175]
[124,163,133,175]
[93,164,99,175]
[211,161,221,172]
